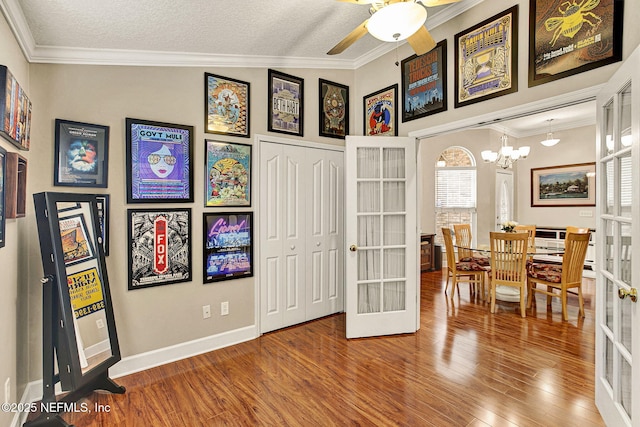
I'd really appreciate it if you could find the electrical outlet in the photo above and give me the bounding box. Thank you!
[202,305,211,319]
[579,210,593,217]
[4,377,10,405]
[96,319,105,329]
[221,301,229,316]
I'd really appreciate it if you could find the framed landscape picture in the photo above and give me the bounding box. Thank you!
[401,39,447,122]
[454,6,518,108]
[268,69,304,136]
[203,212,253,283]
[319,79,349,139]
[205,140,251,207]
[363,84,398,136]
[54,119,109,187]
[528,0,623,87]
[204,73,250,137]
[127,208,192,290]
[531,162,596,207]
[126,118,194,203]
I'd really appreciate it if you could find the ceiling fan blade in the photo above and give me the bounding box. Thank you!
[327,19,370,55]
[421,0,462,6]
[407,26,436,56]
[335,0,377,4]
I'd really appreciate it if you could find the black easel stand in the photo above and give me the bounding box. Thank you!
[23,276,125,427]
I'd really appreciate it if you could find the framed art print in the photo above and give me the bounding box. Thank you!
[205,140,251,207]
[454,6,519,108]
[319,79,349,139]
[528,0,623,87]
[204,73,250,137]
[0,65,31,151]
[126,118,194,203]
[127,208,192,290]
[268,69,304,136]
[204,212,253,283]
[94,194,110,256]
[401,39,447,122]
[59,214,95,266]
[54,119,109,187]
[0,145,6,248]
[363,84,398,136]
[531,162,596,207]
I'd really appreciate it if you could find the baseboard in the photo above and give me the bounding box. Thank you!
[13,324,258,427]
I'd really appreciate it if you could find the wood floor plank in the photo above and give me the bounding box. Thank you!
[32,270,603,426]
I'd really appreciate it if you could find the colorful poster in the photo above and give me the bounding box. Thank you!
[205,73,250,137]
[204,212,253,283]
[128,209,191,290]
[67,267,105,319]
[54,119,109,187]
[0,65,32,150]
[401,40,447,122]
[205,141,251,207]
[59,214,94,266]
[363,84,398,136]
[319,79,349,139]
[268,69,304,136]
[126,119,193,202]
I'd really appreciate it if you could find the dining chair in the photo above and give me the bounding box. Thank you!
[526,231,591,320]
[453,223,489,267]
[488,231,529,317]
[514,224,536,258]
[566,226,589,234]
[442,228,486,300]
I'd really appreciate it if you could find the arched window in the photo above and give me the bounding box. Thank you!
[435,146,477,245]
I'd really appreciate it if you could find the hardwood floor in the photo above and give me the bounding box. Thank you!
[54,270,603,426]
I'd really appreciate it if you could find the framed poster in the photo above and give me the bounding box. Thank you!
[127,208,192,290]
[204,212,253,283]
[0,145,5,248]
[204,73,250,138]
[531,162,596,207]
[319,79,349,139]
[401,39,448,122]
[54,119,109,187]
[126,118,194,203]
[59,214,95,266]
[0,65,32,151]
[528,0,623,87]
[454,6,519,108]
[95,194,110,256]
[268,69,304,136]
[363,84,398,136]
[205,140,251,207]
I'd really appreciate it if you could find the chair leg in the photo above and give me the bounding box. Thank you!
[444,272,451,295]
[547,286,553,306]
[561,288,568,321]
[526,280,534,309]
[490,282,496,314]
[577,284,585,318]
[520,285,526,318]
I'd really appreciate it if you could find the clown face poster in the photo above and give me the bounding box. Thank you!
[54,119,109,187]
[205,140,251,207]
[204,212,253,283]
[126,118,194,203]
[363,84,398,136]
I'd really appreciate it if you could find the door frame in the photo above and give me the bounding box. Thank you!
[254,134,345,334]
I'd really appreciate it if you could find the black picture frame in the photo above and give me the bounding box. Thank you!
[205,140,252,207]
[319,79,349,139]
[363,84,398,136]
[204,73,250,138]
[401,39,448,122]
[203,212,254,283]
[0,65,31,151]
[95,194,110,256]
[0,145,6,248]
[127,208,192,290]
[454,5,519,108]
[531,162,596,207]
[268,69,304,137]
[54,119,109,187]
[125,118,194,203]
[528,0,624,87]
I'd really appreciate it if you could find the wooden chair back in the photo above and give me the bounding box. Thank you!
[514,224,536,256]
[441,228,457,271]
[566,226,589,234]
[561,232,592,285]
[453,224,473,260]
[489,231,529,317]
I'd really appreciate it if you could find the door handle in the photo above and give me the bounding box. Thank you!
[618,287,637,303]
[349,245,357,252]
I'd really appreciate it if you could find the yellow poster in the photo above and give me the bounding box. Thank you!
[67,267,104,318]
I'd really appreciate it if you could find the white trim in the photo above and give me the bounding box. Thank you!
[254,134,345,153]
[83,339,111,360]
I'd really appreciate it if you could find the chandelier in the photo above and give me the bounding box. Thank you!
[481,132,530,169]
[540,119,560,147]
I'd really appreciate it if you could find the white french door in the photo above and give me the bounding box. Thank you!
[345,136,418,339]
[595,46,640,426]
[495,170,513,231]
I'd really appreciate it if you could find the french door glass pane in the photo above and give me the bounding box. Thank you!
[383,148,405,178]
[604,160,614,215]
[358,182,380,212]
[603,100,614,155]
[621,356,632,419]
[384,215,405,245]
[606,337,614,387]
[358,283,380,314]
[383,182,405,212]
[357,148,379,178]
[621,84,632,150]
[358,250,380,280]
[622,291,632,352]
[604,220,614,274]
[383,281,406,311]
[606,278,614,330]
[383,249,405,279]
[620,226,632,285]
[620,153,632,218]
[358,216,380,246]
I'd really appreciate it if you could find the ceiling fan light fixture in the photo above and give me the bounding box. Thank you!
[367,2,427,42]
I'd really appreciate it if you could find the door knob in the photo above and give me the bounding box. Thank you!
[618,287,637,303]
[349,245,357,252]
[290,245,296,250]
[316,242,321,246]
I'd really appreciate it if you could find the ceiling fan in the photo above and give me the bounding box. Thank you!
[327,0,461,56]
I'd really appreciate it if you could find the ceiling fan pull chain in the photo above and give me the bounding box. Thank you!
[395,41,399,66]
